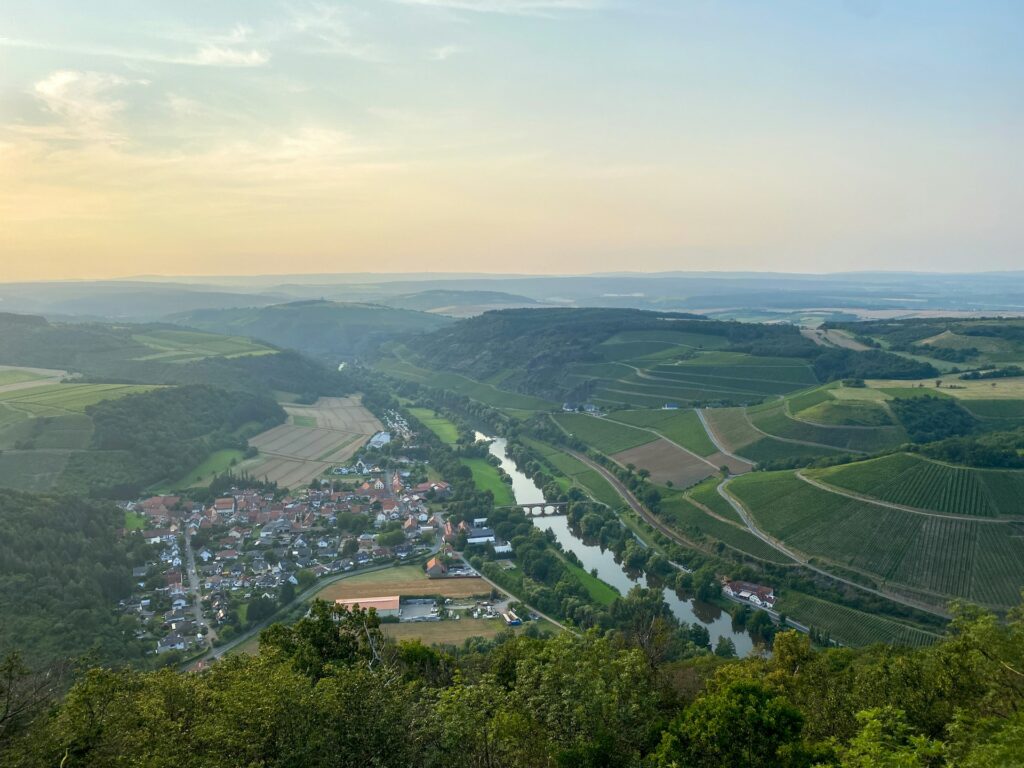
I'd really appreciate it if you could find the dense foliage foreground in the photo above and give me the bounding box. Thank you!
[4,600,1023,767]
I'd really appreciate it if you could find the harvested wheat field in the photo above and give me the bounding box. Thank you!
[314,566,491,602]
[246,395,381,488]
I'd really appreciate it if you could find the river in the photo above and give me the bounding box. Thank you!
[478,433,755,656]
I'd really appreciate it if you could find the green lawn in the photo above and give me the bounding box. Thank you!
[408,407,459,445]
[563,559,619,605]
[166,449,248,490]
[462,458,516,505]
[0,369,49,386]
[124,510,148,530]
[292,415,317,428]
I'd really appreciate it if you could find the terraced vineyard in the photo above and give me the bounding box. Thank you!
[658,494,794,563]
[728,471,1024,608]
[701,406,846,464]
[748,399,905,454]
[686,478,743,525]
[0,383,156,416]
[809,453,1024,518]
[777,591,939,648]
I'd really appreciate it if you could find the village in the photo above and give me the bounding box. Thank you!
[116,443,490,658]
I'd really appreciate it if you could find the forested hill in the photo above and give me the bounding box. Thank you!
[4,600,1023,766]
[0,313,349,398]
[0,491,151,664]
[168,300,454,362]
[405,308,937,398]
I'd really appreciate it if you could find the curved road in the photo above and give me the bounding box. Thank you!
[796,470,1018,523]
[715,479,950,618]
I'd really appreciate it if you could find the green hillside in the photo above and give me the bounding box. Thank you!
[170,300,454,361]
[809,453,1024,518]
[728,470,1024,608]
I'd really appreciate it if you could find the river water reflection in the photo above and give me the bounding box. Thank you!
[478,433,755,656]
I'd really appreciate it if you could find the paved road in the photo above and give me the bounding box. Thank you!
[716,478,950,618]
[694,408,754,466]
[183,531,217,646]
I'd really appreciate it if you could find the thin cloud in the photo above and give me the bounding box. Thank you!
[387,0,604,15]
[31,70,147,143]
[287,3,382,61]
[429,45,463,61]
[0,35,269,67]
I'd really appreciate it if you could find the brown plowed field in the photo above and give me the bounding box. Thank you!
[611,438,716,489]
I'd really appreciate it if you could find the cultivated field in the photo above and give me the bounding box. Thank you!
[314,566,492,602]
[247,396,381,488]
[0,383,155,416]
[868,376,1024,400]
[809,453,1024,518]
[131,329,275,363]
[605,409,718,456]
[610,438,715,489]
[552,413,656,454]
[728,470,1024,608]
[382,618,511,644]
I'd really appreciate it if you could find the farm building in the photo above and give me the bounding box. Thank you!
[335,595,401,618]
[723,580,776,609]
[424,557,448,578]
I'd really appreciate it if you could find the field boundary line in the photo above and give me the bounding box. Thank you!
[695,408,756,465]
[742,407,868,454]
[718,478,951,618]
[796,470,1019,523]
[598,414,721,472]
[783,396,902,432]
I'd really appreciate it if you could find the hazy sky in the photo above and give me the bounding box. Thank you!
[1,1,1022,281]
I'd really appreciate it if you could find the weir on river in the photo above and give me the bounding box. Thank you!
[475,432,755,657]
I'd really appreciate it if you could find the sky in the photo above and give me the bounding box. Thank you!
[1,0,1022,281]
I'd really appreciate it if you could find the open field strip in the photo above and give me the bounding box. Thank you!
[0,383,156,416]
[461,458,516,505]
[407,407,459,445]
[131,329,275,362]
[284,395,383,433]
[314,566,492,601]
[868,376,1024,399]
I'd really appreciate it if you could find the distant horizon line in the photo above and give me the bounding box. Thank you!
[4,267,1024,286]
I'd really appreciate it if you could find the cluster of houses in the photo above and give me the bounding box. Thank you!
[121,465,459,655]
[722,580,777,610]
[383,410,415,442]
[442,518,512,555]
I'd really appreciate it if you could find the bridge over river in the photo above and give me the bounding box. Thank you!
[495,501,569,517]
